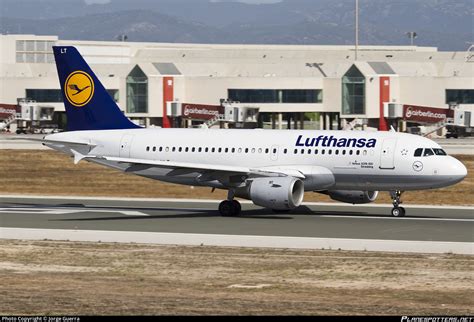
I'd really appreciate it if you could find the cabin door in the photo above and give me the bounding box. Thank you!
[119,134,134,158]
[379,138,397,169]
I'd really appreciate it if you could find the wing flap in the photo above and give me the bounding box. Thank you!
[84,155,305,179]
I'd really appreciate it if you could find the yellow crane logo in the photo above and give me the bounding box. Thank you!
[64,71,94,107]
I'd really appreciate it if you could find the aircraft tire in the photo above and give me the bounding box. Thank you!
[391,207,406,217]
[231,200,242,215]
[219,200,241,216]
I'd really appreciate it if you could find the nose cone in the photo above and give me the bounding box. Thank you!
[446,156,468,184]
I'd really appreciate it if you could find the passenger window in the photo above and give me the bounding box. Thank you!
[191,147,195,152]
[245,148,249,153]
[283,149,288,154]
[423,148,434,157]
[225,148,228,153]
[294,149,298,154]
[349,150,353,155]
[185,147,189,152]
[172,147,176,152]
[238,148,242,153]
[165,147,169,152]
[433,148,447,156]
[314,149,318,155]
[335,150,339,155]
[307,149,311,155]
[179,147,182,152]
[146,146,150,152]
[159,147,163,152]
[232,148,235,153]
[258,148,262,153]
[328,150,332,155]
[356,150,360,155]
[273,148,277,154]
[342,150,346,155]
[301,149,305,155]
[321,150,325,155]
[265,148,269,154]
[363,150,367,155]
[212,148,215,153]
[205,147,209,153]
[251,148,256,153]
[414,148,423,157]
[218,148,222,153]
[152,147,156,152]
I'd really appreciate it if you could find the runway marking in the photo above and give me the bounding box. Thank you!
[2,195,472,210]
[0,207,472,222]
[318,215,474,222]
[0,207,149,217]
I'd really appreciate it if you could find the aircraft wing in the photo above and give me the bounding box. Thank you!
[81,155,305,180]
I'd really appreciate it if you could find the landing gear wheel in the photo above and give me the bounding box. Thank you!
[231,200,241,214]
[391,207,406,217]
[389,190,406,217]
[219,200,241,217]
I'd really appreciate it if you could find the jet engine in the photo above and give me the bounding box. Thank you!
[327,190,378,204]
[249,177,304,210]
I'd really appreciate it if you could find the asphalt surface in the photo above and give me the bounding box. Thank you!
[0,196,472,243]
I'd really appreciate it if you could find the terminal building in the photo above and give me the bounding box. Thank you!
[0,34,473,132]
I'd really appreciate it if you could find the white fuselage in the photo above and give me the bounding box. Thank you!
[45,128,467,192]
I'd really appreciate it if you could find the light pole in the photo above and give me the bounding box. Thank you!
[406,31,417,46]
[355,0,359,60]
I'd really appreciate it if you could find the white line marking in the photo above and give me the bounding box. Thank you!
[0,228,472,255]
[0,207,149,216]
[1,194,472,210]
[318,215,474,222]
[0,207,471,222]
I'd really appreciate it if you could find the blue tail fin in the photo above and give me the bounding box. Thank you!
[53,46,140,131]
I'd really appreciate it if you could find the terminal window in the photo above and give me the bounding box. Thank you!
[25,89,62,103]
[342,65,365,115]
[446,89,474,104]
[228,89,322,103]
[16,40,55,63]
[25,89,119,103]
[126,65,148,113]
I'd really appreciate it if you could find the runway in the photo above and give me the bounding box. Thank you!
[0,195,473,254]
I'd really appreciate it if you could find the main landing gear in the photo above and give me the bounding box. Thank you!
[218,190,241,217]
[390,190,405,217]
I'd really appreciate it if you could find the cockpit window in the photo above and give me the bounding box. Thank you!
[433,148,447,156]
[423,148,435,156]
[414,148,423,157]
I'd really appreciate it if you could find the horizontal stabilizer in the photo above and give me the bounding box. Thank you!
[9,137,96,147]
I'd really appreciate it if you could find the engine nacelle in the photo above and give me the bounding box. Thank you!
[327,190,378,204]
[249,177,304,210]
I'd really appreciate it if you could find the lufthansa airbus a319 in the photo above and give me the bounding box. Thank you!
[27,46,468,217]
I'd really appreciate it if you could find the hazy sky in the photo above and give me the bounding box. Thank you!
[84,0,283,4]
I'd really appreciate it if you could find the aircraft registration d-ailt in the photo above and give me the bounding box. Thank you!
[27,46,468,217]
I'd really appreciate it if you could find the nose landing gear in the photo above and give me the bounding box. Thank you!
[390,190,405,217]
[218,190,242,217]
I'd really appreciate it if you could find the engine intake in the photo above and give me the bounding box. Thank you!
[327,190,378,204]
[249,177,304,210]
